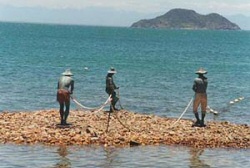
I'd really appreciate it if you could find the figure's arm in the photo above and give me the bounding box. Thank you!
[70,80,74,94]
[114,81,118,89]
[192,81,197,92]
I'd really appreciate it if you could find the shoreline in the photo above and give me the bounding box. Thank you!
[0,109,249,148]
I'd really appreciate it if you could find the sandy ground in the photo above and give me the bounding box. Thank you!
[0,109,249,148]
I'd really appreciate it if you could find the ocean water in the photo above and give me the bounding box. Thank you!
[0,22,250,167]
[0,144,249,168]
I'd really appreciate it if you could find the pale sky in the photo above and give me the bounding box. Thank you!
[0,0,250,28]
[1,0,250,15]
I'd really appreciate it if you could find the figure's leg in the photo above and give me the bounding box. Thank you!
[192,94,201,127]
[200,95,207,127]
[112,92,119,110]
[110,92,115,112]
[64,102,70,125]
[59,103,64,125]
[200,112,206,127]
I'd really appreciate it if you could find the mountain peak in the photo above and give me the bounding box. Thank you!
[131,8,241,30]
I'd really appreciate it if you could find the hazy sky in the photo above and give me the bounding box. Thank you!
[0,0,250,28]
[1,0,250,15]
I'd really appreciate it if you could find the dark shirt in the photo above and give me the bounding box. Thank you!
[106,75,117,94]
[192,76,207,93]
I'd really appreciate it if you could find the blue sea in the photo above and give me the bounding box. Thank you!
[0,22,250,167]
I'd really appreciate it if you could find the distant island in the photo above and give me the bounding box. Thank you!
[131,8,241,30]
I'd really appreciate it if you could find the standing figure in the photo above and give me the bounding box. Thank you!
[57,69,74,125]
[106,67,119,112]
[192,68,208,127]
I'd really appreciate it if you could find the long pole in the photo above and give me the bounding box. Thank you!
[105,111,111,133]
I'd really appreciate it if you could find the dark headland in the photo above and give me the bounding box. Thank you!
[131,8,241,30]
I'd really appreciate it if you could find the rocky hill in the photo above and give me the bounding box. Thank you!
[131,8,241,30]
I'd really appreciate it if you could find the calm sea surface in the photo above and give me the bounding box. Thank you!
[0,22,250,167]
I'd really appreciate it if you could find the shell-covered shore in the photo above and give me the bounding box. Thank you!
[0,109,249,148]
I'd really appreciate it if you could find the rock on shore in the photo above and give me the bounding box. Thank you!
[0,109,249,148]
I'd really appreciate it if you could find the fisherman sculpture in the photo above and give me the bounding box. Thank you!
[106,67,119,112]
[57,69,74,125]
[192,68,208,127]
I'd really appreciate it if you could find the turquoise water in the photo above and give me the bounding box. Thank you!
[0,22,250,167]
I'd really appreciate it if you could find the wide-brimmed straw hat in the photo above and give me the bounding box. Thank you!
[195,68,207,74]
[62,69,73,76]
[108,67,117,74]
